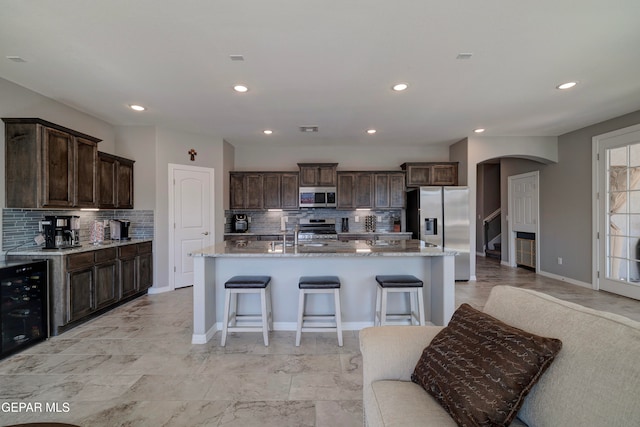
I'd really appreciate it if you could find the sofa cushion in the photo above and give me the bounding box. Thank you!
[411,303,562,427]
[483,286,640,427]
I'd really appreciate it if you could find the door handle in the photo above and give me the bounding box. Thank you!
[201,231,209,236]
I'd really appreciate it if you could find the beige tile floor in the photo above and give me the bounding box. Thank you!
[1,256,638,426]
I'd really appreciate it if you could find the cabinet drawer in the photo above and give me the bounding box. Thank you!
[137,241,152,254]
[67,252,95,270]
[118,244,137,259]
[94,247,117,263]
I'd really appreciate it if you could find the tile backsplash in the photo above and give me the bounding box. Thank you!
[225,209,402,234]
[2,209,154,251]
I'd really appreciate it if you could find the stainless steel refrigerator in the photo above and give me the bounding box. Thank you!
[406,186,470,280]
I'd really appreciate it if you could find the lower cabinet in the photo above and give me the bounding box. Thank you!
[64,242,152,329]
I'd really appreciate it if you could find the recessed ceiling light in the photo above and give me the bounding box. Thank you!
[229,55,245,61]
[129,104,145,111]
[556,81,577,90]
[263,130,273,135]
[474,128,485,133]
[456,53,473,60]
[233,84,249,93]
[392,83,408,91]
[366,129,377,134]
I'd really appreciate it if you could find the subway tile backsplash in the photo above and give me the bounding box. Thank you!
[225,209,402,234]
[2,209,154,251]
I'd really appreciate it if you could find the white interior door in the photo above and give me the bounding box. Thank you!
[508,171,539,268]
[171,165,214,289]
[595,125,640,300]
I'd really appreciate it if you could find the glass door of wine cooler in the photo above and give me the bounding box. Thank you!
[1,260,48,359]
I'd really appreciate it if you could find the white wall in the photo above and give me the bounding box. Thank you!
[233,143,450,171]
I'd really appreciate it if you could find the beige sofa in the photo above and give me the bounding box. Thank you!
[360,285,640,426]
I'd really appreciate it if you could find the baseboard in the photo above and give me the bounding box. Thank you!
[191,324,217,344]
[147,286,173,295]
[537,270,594,289]
[501,260,511,267]
[476,251,486,257]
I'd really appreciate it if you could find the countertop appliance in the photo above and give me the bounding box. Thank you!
[1,259,48,359]
[299,187,337,208]
[232,214,249,233]
[110,219,131,240]
[39,215,80,249]
[406,186,470,280]
[297,218,338,240]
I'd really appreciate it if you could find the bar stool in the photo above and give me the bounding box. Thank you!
[296,276,343,347]
[375,275,425,326]
[221,275,273,347]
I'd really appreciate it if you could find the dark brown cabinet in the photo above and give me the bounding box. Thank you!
[98,152,135,209]
[337,172,373,208]
[118,242,152,296]
[3,118,101,208]
[298,163,338,186]
[374,172,406,209]
[230,172,299,210]
[401,162,458,186]
[94,248,118,310]
[68,268,94,323]
[137,242,153,292]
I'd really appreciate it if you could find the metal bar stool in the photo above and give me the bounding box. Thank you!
[221,275,273,346]
[375,275,425,326]
[296,275,343,347]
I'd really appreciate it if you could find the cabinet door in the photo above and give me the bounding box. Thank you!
[374,174,390,208]
[431,164,458,185]
[389,173,406,208]
[75,137,98,207]
[229,173,246,209]
[318,166,337,186]
[98,153,117,209]
[354,173,373,208]
[405,164,431,187]
[95,261,118,309]
[245,174,263,209]
[299,166,318,186]
[138,252,153,291]
[120,257,137,298]
[68,268,94,322]
[281,173,299,209]
[337,173,355,208]
[117,160,134,209]
[262,174,281,209]
[42,127,74,207]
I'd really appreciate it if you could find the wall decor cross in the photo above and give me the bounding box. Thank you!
[188,148,197,161]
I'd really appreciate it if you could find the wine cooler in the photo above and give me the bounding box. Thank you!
[1,260,48,359]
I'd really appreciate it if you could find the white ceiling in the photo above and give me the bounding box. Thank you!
[1,1,640,148]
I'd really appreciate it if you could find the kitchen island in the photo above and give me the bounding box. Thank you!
[189,239,456,344]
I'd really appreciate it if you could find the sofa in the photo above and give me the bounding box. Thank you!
[360,285,640,426]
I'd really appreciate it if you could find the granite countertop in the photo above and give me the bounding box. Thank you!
[7,239,153,257]
[190,239,457,258]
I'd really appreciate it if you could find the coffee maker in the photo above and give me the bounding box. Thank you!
[39,215,80,249]
[109,219,131,240]
[232,214,248,233]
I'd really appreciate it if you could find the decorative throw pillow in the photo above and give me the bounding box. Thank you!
[411,303,562,427]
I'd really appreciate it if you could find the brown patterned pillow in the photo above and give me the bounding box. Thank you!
[411,303,562,427]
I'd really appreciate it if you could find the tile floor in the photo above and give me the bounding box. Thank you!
[1,256,638,426]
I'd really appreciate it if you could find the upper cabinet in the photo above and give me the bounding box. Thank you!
[298,163,338,186]
[97,152,135,209]
[401,162,458,187]
[337,171,405,209]
[230,171,299,210]
[3,118,100,208]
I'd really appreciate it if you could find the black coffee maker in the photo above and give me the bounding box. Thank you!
[232,214,248,233]
[39,215,79,249]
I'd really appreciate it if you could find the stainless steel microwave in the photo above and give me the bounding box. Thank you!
[299,187,337,208]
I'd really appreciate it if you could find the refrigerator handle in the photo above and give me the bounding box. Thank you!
[424,218,437,235]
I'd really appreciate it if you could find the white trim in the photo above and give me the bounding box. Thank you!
[168,163,216,292]
[191,325,217,344]
[476,251,486,257]
[147,286,173,295]
[537,269,593,289]
[507,171,540,270]
[501,260,511,267]
[592,123,640,292]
